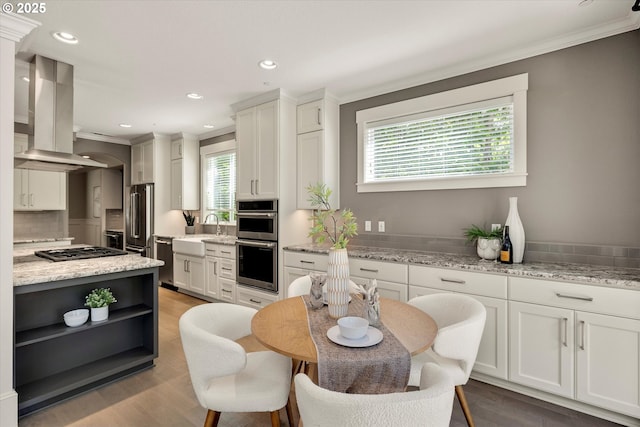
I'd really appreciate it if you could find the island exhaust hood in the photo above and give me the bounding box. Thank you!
[14,55,107,172]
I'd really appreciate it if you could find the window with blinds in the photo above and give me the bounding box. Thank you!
[204,151,236,222]
[356,74,528,192]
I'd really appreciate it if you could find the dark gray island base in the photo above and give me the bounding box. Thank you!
[14,266,159,417]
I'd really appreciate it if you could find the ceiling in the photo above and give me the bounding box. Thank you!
[12,0,640,144]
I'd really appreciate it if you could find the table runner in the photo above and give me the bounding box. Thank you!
[302,294,411,394]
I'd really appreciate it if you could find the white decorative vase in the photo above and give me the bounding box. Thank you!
[505,197,525,263]
[91,306,109,322]
[326,248,350,319]
[477,238,501,260]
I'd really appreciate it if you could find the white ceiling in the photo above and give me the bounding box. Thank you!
[13,0,640,143]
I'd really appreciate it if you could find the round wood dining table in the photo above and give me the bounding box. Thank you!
[251,296,438,364]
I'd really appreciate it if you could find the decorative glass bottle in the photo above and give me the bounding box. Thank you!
[505,196,525,263]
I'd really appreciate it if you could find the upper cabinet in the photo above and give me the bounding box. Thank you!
[235,100,279,200]
[131,138,154,184]
[296,93,340,209]
[13,133,66,211]
[170,133,199,210]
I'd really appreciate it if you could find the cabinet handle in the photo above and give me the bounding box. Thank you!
[255,179,259,194]
[562,317,568,347]
[29,193,34,206]
[250,179,255,195]
[359,268,379,273]
[579,320,586,350]
[184,259,188,272]
[555,293,593,302]
[178,145,182,156]
[440,277,466,284]
[317,107,322,125]
[300,260,315,265]
[221,250,232,255]
[222,289,232,293]
[249,298,262,304]
[221,267,232,271]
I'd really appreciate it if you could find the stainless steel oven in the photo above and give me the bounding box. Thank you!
[236,200,278,293]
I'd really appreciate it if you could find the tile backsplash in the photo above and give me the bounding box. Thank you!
[351,233,640,269]
[14,211,65,239]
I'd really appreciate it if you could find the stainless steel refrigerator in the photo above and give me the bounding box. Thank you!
[126,183,154,257]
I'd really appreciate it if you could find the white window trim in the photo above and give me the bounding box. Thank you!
[356,73,528,192]
[200,140,237,223]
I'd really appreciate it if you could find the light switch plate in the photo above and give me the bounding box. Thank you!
[378,221,385,232]
[364,221,371,232]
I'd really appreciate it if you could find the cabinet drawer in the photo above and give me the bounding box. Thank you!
[509,277,640,319]
[219,258,235,280]
[350,259,408,283]
[205,244,235,259]
[236,286,278,309]
[409,265,507,299]
[219,278,235,303]
[284,251,328,271]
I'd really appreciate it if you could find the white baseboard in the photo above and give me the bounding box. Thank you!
[0,390,18,427]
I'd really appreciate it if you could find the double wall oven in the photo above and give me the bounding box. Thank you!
[236,200,278,293]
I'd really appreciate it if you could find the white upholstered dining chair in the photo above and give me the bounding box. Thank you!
[408,293,486,427]
[179,303,293,427]
[287,274,360,297]
[294,362,454,427]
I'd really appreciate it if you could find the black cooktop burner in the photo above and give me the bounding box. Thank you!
[35,246,128,262]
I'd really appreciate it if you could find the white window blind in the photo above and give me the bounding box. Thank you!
[205,151,236,215]
[365,98,514,183]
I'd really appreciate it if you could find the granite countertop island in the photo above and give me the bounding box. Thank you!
[13,244,164,286]
[284,244,640,291]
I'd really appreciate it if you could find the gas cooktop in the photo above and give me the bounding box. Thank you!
[35,246,128,262]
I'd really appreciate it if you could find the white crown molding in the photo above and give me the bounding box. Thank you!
[0,12,40,42]
[199,125,235,140]
[75,131,131,146]
[230,88,296,112]
[338,14,640,105]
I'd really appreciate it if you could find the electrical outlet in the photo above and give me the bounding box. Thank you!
[491,224,501,231]
[378,221,385,233]
[364,221,371,232]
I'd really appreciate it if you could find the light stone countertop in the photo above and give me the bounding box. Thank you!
[155,234,237,245]
[284,244,640,291]
[13,244,164,287]
[14,237,74,244]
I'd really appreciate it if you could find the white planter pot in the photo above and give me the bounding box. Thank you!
[477,238,501,260]
[90,306,109,322]
[326,248,350,319]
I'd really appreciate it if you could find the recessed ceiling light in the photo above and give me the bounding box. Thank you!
[52,31,79,44]
[259,59,277,70]
[119,123,132,128]
[203,124,215,129]
[21,76,30,83]
[186,92,204,100]
[81,155,90,159]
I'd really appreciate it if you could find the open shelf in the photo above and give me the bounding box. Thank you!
[17,347,155,416]
[16,304,153,347]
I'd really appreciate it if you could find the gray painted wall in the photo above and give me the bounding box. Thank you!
[340,30,640,248]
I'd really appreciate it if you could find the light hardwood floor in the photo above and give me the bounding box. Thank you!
[19,287,621,427]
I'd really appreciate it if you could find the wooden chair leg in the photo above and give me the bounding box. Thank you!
[455,385,475,427]
[270,410,281,427]
[204,409,221,427]
[285,399,294,427]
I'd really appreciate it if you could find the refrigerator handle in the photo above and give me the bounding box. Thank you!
[130,192,140,238]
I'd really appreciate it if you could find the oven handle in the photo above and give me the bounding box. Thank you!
[236,239,277,249]
[237,212,276,218]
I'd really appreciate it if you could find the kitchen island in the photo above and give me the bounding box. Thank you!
[13,245,163,417]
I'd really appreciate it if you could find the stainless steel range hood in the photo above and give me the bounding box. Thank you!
[14,55,107,172]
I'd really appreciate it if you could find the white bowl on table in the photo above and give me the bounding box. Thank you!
[63,309,89,327]
[337,316,369,340]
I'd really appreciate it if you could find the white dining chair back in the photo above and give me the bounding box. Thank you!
[295,362,454,427]
[287,274,360,298]
[179,303,293,427]
[407,293,486,427]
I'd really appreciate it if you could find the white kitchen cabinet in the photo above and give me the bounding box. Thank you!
[219,278,236,303]
[236,100,279,200]
[349,258,408,302]
[296,95,340,209]
[174,253,205,295]
[170,133,199,210]
[236,285,278,310]
[14,169,66,211]
[205,256,219,299]
[408,265,509,379]
[205,243,236,301]
[509,277,640,418]
[131,138,155,184]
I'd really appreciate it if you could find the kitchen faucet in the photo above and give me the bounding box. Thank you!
[204,213,221,235]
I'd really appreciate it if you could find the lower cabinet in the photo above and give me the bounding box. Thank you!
[509,277,640,419]
[236,285,278,309]
[204,243,237,302]
[174,253,205,294]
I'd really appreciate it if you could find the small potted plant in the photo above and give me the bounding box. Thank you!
[464,224,503,260]
[85,288,117,322]
[183,210,196,234]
